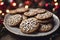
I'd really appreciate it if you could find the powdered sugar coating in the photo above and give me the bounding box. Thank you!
[36,9,46,14]
[35,11,53,20]
[40,24,52,32]
[7,14,22,26]
[24,11,37,16]
[20,18,39,33]
[16,7,28,13]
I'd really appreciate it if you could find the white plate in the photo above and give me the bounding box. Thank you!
[3,14,60,37]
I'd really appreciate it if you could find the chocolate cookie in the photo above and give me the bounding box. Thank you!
[7,14,22,26]
[20,18,39,34]
[39,23,52,32]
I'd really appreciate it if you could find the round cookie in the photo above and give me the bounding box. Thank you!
[35,11,53,20]
[24,11,37,17]
[7,14,22,26]
[16,7,29,13]
[20,18,39,34]
[38,17,53,23]
[29,8,38,12]
[9,10,16,14]
[39,23,52,32]
[36,8,46,14]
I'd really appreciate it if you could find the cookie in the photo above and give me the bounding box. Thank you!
[7,14,22,26]
[35,11,53,20]
[29,8,38,12]
[9,10,16,14]
[20,18,39,33]
[24,11,37,17]
[39,23,52,32]
[16,7,29,13]
[36,8,46,14]
[38,17,53,23]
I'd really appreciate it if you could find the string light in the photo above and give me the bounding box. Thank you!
[12,2,16,6]
[54,0,57,2]
[25,5,29,9]
[6,9,10,13]
[52,6,59,12]
[55,2,58,6]
[0,10,2,13]
[19,3,23,7]
[0,2,4,5]
[53,8,55,11]
[2,13,4,16]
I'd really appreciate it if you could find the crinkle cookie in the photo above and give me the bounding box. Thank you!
[39,23,52,32]
[24,11,37,17]
[35,11,53,20]
[36,8,46,14]
[29,8,38,12]
[16,7,29,13]
[29,8,46,14]
[7,14,22,26]
[9,10,16,14]
[20,18,39,33]
[38,17,53,23]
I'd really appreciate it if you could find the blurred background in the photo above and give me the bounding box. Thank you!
[0,0,60,24]
[0,0,60,40]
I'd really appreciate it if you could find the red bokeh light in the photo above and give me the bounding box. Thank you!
[45,3,49,7]
[34,0,39,2]
[11,2,16,7]
[0,19,3,24]
[0,2,4,5]
[55,6,59,9]
[24,1,31,5]
[38,2,43,7]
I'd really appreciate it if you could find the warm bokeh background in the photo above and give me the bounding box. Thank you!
[0,0,60,40]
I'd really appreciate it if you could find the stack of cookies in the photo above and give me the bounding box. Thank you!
[35,10,53,23]
[6,8,54,34]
